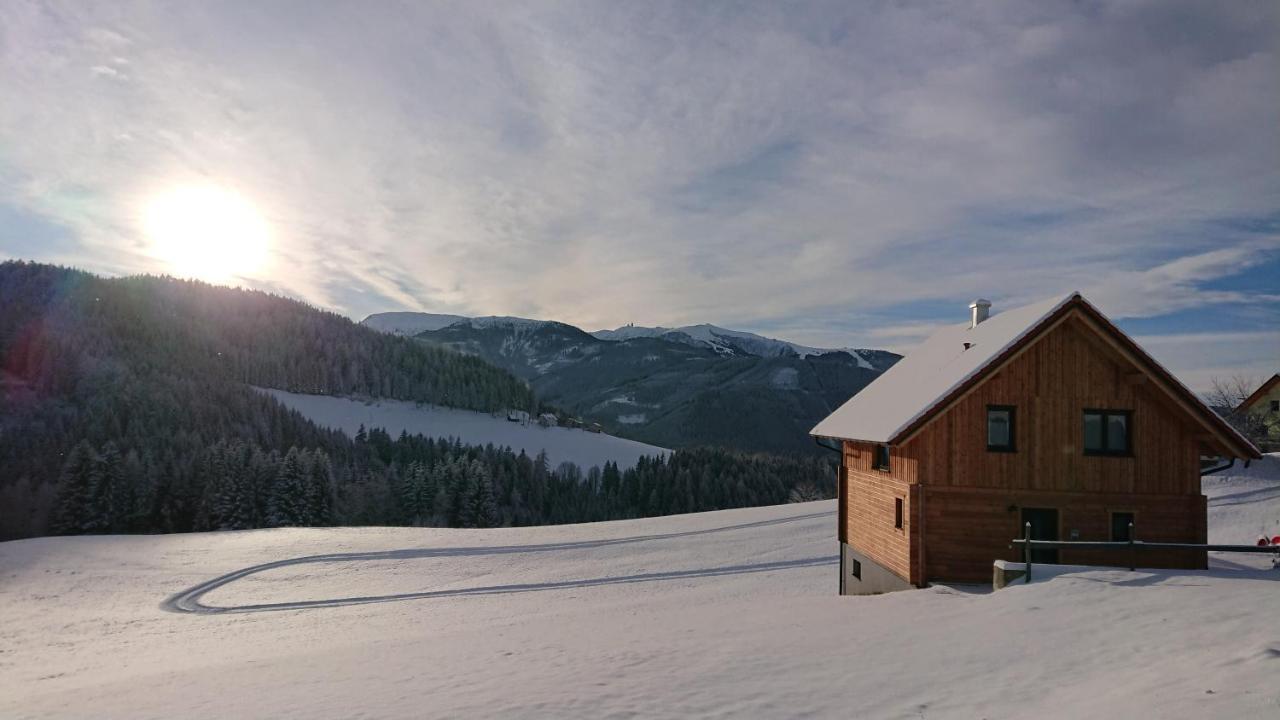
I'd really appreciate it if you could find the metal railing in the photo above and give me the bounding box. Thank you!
[1011,521,1280,584]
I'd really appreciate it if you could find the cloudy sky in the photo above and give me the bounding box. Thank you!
[1,0,1276,390]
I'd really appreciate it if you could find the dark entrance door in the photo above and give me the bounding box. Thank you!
[1021,508,1059,564]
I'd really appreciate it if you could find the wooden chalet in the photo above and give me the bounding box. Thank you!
[812,292,1262,593]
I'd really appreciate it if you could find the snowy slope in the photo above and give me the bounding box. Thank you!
[262,388,668,470]
[2,458,1277,719]
[361,311,469,335]
[364,311,885,368]
[362,312,558,336]
[1203,454,1280,545]
[594,322,879,367]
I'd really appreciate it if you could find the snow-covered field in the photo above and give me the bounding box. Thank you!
[262,388,668,470]
[2,458,1278,719]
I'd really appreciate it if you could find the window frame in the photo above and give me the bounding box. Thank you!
[986,404,1017,453]
[1270,399,1279,413]
[894,497,904,530]
[873,444,891,472]
[851,558,861,580]
[1082,408,1133,457]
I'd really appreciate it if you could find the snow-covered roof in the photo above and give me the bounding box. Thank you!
[811,292,1078,444]
[812,291,1260,458]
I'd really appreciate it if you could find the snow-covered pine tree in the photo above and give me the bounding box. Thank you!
[249,448,280,528]
[470,459,499,528]
[224,442,258,530]
[195,441,232,531]
[430,463,451,526]
[267,447,312,526]
[51,440,98,534]
[307,450,334,526]
[95,442,131,533]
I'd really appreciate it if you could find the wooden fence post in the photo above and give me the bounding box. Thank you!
[1128,521,1136,572]
[1024,521,1032,585]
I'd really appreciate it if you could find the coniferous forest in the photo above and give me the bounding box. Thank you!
[0,262,834,539]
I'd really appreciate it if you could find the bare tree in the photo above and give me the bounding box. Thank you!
[1205,375,1273,448]
[1204,375,1259,412]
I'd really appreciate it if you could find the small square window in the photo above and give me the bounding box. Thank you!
[894,497,904,529]
[851,558,861,579]
[1271,400,1279,413]
[1111,512,1135,542]
[986,405,1015,452]
[1084,410,1131,456]
[873,445,891,471]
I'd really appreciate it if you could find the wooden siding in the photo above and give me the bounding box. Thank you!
[901,314,1203,495]
[842,441,921,584]
[922,486,1206,583]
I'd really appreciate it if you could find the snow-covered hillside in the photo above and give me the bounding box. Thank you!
[361,312,559,336]
[594,322,878,366]
[263,388,668,470]
[360,310,887,367]
[361,311,469,335]
[1203,454,1280,545]
[3,458,1277,719]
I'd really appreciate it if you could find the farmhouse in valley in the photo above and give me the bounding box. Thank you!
[1235,374,1280,448]
[812,292,1261,594]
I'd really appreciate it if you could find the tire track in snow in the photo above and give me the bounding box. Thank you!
[162,509,834,615]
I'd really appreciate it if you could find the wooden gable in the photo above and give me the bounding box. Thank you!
[898,311,1210,494]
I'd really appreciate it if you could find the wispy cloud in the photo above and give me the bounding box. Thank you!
[1135,330,1280,394]
[0,1,1276,386]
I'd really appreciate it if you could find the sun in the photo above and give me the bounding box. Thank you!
[143,185,272,284]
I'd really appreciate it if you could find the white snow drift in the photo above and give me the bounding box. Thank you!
[1,457,1277,719]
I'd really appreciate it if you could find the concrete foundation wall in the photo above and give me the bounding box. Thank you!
[840,543,915,595]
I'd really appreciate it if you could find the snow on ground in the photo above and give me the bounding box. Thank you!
[262,389,668,471]
[2,459,1278,719]
[1204,454,1280,546]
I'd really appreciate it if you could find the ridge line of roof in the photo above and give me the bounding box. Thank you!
[1069,298,1261,459]
[883,292,1081,444]
[810,291,1080,444]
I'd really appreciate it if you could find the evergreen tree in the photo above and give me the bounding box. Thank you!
[51,441,98,535]
[268,448,312,526]
[307,450,334,526]
[469,459,500,528]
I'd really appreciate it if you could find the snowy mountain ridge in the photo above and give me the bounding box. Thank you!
[593,322,875,367]
[361,311,468,335]
[363,311,900,454]
[363,311,877,364]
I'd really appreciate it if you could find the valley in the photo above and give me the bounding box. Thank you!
[363,312,899,454]
[262,388,668,471]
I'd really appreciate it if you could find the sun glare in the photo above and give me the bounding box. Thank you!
[144,185,271,284]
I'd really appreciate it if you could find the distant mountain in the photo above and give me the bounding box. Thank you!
[363,311,893,368]
[407,316,900,454]
[362,311,469,335]
[592,323,882,367]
